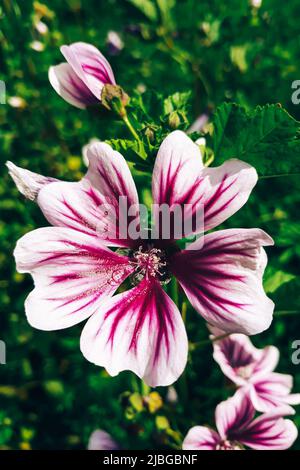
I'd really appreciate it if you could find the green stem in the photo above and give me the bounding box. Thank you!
[211,333,231,342]
[191,63,212,99]
[274,310,300,316]
[171,278,179,308]
[141,380,150,396]
[122,114,140,142]
[204,154,215,167]
[181,301,187,324]
[176,300,189,404]
[190,333,231,349]
[259,172,300,179]
[131,374,140,393]
[177,363,188,405]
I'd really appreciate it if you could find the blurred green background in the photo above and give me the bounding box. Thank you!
[0,0,300,450]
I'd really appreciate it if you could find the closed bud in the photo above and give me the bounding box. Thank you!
[168,111,181,129]
[144,126,156,142]
[49,42,116,109]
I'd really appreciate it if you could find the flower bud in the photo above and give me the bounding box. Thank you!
[49,42,116,109]
[168,111,181,129]
[144,126,156,142]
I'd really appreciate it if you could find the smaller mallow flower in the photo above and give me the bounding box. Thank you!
[88,430,119,450]
[106,31,124,55]
[49,42,116,109]
[182,390,297,450]
[210,326,300,413]
[7,96,26,109]
[35,20,48,35]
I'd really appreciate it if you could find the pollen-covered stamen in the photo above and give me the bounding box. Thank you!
[129,246,171,285]
[134,246,166,277]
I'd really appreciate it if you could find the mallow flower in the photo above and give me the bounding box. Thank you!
[49,42,116,109]
[88,430,119,450]
[210,327,300,412]
[7,131,274,387]
[182,390,298,450]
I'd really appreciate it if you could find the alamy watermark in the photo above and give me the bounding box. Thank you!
[93,197,205,249]
[291,340,300,365]
[291,80,300,105]
[0,340,6,364]
[0,80,6,104]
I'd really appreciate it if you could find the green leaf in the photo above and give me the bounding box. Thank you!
[230,45,248,72]
[264,268,296,294]
[211,103,300,177]
[163,91,191,115]
[156,0,175,29]
[155,415,170,430]
[276,221,300,246]
[201,20,221,45]
[127,0,158,22]
[43,380,64,397]
[106,138,148,162]
[271,278,300,313]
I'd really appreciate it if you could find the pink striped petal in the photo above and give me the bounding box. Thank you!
[215,391,255,440]
[84,141,139,210]
[37,141,140,247]
[250,372,299,412]
[213,334,279,386]
[152,132,258,235]
[200,160,257,231]
[14,227,132,330]
[61,42,116,100]
[182,426,220,450]
[171,228,274,335]
[49,63,98,109]
[252,345,279,378]
[80,279,188,387]
[238,408,298,450]
[37,180,107,236]
[152,130,204,205]
[152,131,205,238]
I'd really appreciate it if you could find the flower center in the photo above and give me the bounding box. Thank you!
[235,364,254,380]
[216,440,242,451]
[130,245,171,286]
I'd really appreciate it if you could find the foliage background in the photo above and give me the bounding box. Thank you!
[0,0,300,450]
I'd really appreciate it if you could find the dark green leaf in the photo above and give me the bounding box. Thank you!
[212,103,300,177]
